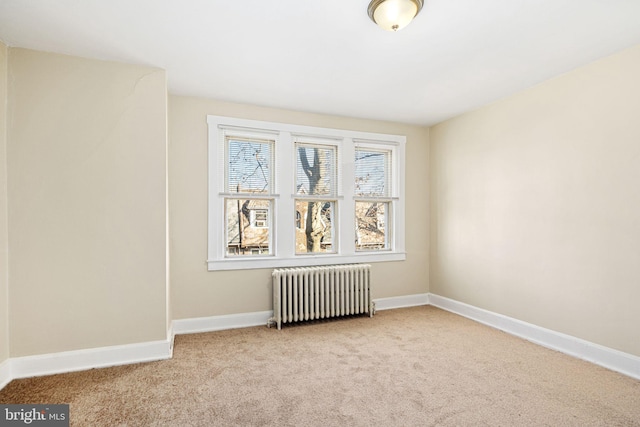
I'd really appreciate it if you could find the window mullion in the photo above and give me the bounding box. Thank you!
[277,131,295,258]
[341,138,356,255]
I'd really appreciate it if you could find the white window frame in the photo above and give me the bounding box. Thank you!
[207,115,406,271]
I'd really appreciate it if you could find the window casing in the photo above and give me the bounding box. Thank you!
[207,115,406,270]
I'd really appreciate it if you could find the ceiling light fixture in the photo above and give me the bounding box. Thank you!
[367,0,424,32]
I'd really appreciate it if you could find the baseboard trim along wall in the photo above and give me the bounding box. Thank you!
[0,359,11,391]
[8,339,172,381]
[374,293,429,311]
[428,293,640,381]
[171,295,430,335]
[172,310,273,335]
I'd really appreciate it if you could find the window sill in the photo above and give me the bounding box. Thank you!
[207,252,406,271]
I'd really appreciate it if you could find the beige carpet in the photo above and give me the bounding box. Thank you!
[1,306,639,426]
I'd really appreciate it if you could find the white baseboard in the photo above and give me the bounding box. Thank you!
[0,358,11,390]
[172,295,430,335]
[374,293,429,311]
[428,293,640,380]
[167,325,175,357]
[10,339,172,381]
[172,310,273,335]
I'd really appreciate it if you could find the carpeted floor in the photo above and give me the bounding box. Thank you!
[1,306,639,426]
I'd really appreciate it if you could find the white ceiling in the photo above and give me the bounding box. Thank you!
[1,0,639,126]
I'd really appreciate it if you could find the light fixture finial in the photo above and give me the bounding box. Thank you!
[367,0,424,32]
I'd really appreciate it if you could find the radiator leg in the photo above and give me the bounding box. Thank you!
[267,317,282,330]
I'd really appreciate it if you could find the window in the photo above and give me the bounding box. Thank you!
[222,134,274,257]
[208,115,406,270]
[295,211,302,229]
[355,146,392,251]
[295,141,337,254]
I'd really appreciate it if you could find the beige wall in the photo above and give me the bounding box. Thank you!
[7,49,168,356]
[430,44,640,356]
[169,96,429,320]
[0,41,8,363]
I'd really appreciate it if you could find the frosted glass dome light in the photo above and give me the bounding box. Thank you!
[367,0,424,32]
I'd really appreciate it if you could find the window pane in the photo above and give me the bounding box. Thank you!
[355,201,387,250]
[227,138,273,194]
[295,200,334,254]
[225,198,271,256]
[296,144,336,196]
[355,148,390,197]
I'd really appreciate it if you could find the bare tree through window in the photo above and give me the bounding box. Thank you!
[296,145,335,253]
